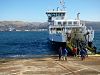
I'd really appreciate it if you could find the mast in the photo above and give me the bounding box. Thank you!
[60,0,66,10]
[77,13,80,20]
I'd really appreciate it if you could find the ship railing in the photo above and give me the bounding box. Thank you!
[52,23,83,26]
[49,24,83,28]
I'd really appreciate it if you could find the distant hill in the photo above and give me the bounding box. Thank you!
[0,21,48,31]
[0,21,99,31]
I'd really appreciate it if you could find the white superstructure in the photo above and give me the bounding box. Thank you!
[46,0,94,48]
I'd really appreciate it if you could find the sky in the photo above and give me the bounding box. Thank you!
[0,0,100,22]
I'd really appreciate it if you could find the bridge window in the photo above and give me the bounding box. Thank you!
[57,13,60,16]
[58,22,61,25]
[73,21,77,24]
[47,14,51,17]
[61,13,65,16]
[63,22,67,25]
[51,13,56,17]
[68,21,72,25]
[57,13,65,16]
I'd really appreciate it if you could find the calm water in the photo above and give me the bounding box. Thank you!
[94,31,100,52]
[0,31,56,58]
[0,31,99,58]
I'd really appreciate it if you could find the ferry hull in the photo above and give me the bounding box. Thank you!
[49,40,66,49]
[49,33,66,43]
[49,40,74,55]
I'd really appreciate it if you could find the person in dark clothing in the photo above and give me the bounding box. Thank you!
[77,47,80,55]
[58,47,62,60]
[80,49,86,60]
[93,46,97,54]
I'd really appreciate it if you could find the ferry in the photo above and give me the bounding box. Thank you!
[46,0,95,53]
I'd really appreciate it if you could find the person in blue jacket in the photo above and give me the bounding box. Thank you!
[80,49,86,60]
[62,47,68,61]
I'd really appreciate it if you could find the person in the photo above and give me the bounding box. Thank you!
[62,47,68,61]
[77,47,80,55]
[93,46,97,54]
[80,49,86,60]
[84,48,88,57]
[58,47,62,61]
[72,47,77,57]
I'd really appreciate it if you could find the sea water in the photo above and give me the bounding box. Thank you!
[0,31,56,58]
[0,31,99,58]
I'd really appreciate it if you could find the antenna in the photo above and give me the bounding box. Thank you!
[60,0,66,10]
[77,13,80,20]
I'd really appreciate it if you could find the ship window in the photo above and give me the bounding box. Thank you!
[47,14,51,17]
[61,13,63,16]
[57,28,61,31]
[51,13,55,17]
[57,13,60,16]
[57,13,62,16]
[60,13,62,16]
[63,22,66,25]
[74,21,77,24]
[50,28,55,31]
[68,21,72,24]
[61,13,65,16]
[57,13,59,16]
[53,13,56,17]
[58,22,61,25]
[50,28,52,30]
